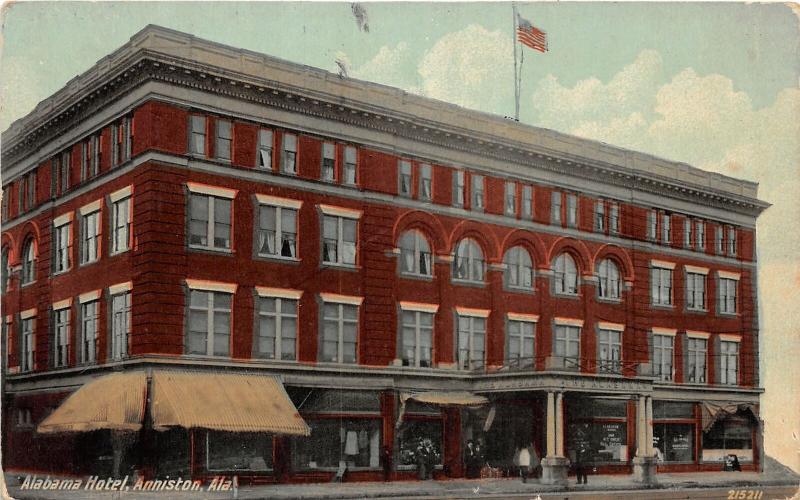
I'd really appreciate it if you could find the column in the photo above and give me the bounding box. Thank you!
[636,395,647,457]
[546,391,555,457]
[555,392,564,457]
[646,396,654,457]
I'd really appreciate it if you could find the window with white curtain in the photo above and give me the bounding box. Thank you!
[687,337,707,383]
[554,324,580,369]
[597,329,622,373]
[553,253,578,295]
[505,182,516,216]
[257,204,297,259]
[597,259,620,299]
[457,313,486,370]
[398,230,432,277]
[719,340,739,385]
[400,309,434,367]
[282,133,297,174]
[453,238,484,282]
[504,246,533,290]
[650,265,673,306]
[686,272,706,311]
[322,215,357,266]
[652,334,674,381]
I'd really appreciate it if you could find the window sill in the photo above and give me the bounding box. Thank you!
[685,308,708,314]
[79,258,101,268]
[51,269,71,278]
[505,286,534,295]
[718,311,738,318]
[650,303,674,310]
[20,281,36,289]
[188,245,234,255]
[552,292,580,300]
[256,254,301,264]
[596,296,622,304]
[108,249,131,258]
[320,262,360,272]
[399,272,434,282]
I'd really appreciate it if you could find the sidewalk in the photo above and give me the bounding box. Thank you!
[4,470,799,500]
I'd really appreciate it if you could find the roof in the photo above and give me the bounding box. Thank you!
[0,25,767,212]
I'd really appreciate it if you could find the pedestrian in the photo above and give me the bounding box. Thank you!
[381,445,392,482]
[518,444,531,483]
[575,443,588,485]
[465,440,477,478]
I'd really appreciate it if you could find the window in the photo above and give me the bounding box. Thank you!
[505,182,516,216]
[456,313,486,370]
[79,300,98,364]
[551,191,562,224]
[1,188,8,221]
[471,175,484,211]
[215,119,232,161]
[686,272,706,311]
[292,419,381,470]
[1,247,9,293]
[594,201,605,232]
[566,193,577,227]
[597,329,621,373]
[647,210,657,241]
[189,115,207,156]
[21,238,35,285]
[683,220,692,249]
[554,324,580,369]
[419,164,432,201]
[652,333,674,381]
[321,299,359,363]
[343,146,357,185]
[25,172,36,210]
[727,227,737,256]
[282,133,297,174]
[506,318,535,368]
[719,277,738,314]
[255,295,297,361]
[661,214,671,244]
[53,307,70,368]
[453,238,484,282]
[82,135,100,180]
[398,160,412,197]
[453,171,465,207]
[719,340,739,385]
[53,219,71,273]
[321,143,336,182]
[400,308,434,367]
[609,203,619,234]
[2,318,9,373]
[110,290,131,360]
[207,431,273,472]
[686,337,707,383]
[398,230,432,277]
[111,194,131,254]
[553,253,578,295]
[57,151,71,194]
[18,181,24,213]
[504,246,533,290]
[112,116,132,167]
[522,186,533,219]
[257,129,273,169]
[654,423,694,462]
[188,193,232,250]
[80,209,100,265]
[21,317,34,372]
[715,226,724,255]
[695,221,705,251]
[597,259,620,300]
[187,289,232,357]
[702,414,754,463]
[322,214,357,266]
[257,203,297,259]
[650,265,673,306]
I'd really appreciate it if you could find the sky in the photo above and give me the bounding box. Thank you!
[1,1,799,472]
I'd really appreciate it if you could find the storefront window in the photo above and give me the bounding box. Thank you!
[653,401,695,419]
[397,419,443,468]
[702,414,753,463]
[292,419,382,470]
[653,423,694,462]
[568,422,628,463]
[206,432,273,472]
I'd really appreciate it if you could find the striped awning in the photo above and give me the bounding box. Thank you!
[38,371,147,434]
[402,391,489,407]
[151,371,310,435]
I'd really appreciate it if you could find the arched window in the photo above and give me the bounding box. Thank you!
[597,259,620,299]
[453,238,484,282]
[1,247,9,294]
[21,238,36,285]
[398,230,432,277]
[504,246,533,290]
[553,253,578,294]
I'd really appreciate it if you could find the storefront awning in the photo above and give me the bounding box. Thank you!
[701,402,758,432]
[38,371,147,434]
[151,371,310,435]
[402,391,489,407]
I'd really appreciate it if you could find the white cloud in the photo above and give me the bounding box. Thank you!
[348,42,416,92]
[416,24,513,111]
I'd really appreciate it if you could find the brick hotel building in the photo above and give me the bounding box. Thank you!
[1,26,769,484]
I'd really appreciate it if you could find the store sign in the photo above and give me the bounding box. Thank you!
[474,375,651,394]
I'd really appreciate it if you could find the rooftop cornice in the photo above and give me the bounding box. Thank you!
[1,25,770,217]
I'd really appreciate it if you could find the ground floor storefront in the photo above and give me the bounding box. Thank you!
[2,369,763,485]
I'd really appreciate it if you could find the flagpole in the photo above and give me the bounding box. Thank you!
[512,2,519,121]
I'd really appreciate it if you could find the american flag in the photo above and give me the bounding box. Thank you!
[517,15,547,53]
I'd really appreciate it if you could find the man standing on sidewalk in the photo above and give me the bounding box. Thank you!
[518,444,531,483]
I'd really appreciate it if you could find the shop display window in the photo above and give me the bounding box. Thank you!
[397,419,443,468]
[206,431,273,472]
[702,415,754,463]
[292,419,382,470]
[653,423,694,462]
